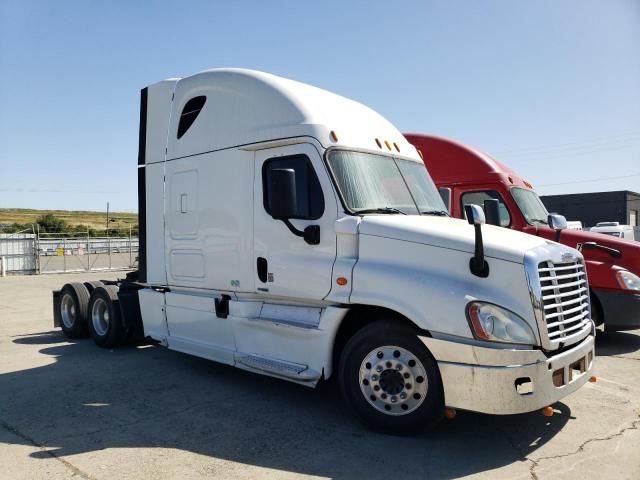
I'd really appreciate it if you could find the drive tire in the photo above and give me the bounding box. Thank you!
[88,285,126,348]
[84,281,104,294]
[339,319,444,435]
[59,283,90,338]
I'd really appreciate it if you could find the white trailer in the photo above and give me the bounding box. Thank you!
[53,69,595,434]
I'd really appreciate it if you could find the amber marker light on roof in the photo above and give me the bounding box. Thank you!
[330,130,338,142]
[384,140,392,151]
[375,138,382,148]
[417,149,423,159]
[393,142,400,152]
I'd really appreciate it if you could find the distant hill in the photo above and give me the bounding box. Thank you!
[0,208,138,231]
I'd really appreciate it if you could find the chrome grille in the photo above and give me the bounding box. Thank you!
[538,261,591,344]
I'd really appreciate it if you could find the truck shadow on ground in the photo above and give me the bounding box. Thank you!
[595,329,640,356]
[2,331,573,479]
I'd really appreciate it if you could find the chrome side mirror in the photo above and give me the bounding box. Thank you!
[465,204,486,226]
[547,214,567,231]
[548,213,567,242]
[464,204,489,277]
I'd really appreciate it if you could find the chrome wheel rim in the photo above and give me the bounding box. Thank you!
[60,293,77,329]
[91,298,109,337]
[359,345,428,416]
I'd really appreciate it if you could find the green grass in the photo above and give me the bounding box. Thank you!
[0,208,138,230]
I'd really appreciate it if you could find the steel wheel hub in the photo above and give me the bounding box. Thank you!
[91,298,110,337]
[359,345,428,416]
[61,293,77,329]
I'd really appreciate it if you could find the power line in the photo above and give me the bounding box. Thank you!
[538,173,640,187]
[492,131,640,157]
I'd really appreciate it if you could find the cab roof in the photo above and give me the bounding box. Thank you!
[158,68,419,161]
[404,133,534,190]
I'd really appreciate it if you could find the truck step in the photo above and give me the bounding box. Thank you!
[236,354,320,381]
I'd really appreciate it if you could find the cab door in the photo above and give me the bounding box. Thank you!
[253,143,338,301]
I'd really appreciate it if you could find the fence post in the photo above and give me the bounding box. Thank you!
[1,256,5,277]
[36,224,41,274]
[108,232,112,270]
[87,229,91,271]
[129,225,132,268]
[63,236,67,272]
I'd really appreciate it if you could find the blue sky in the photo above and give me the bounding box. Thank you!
[1,0,639,212]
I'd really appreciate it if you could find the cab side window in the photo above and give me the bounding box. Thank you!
[262,154,324,220]
[461,190,511,227]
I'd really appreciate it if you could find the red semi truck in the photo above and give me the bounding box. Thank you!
[405,133,640,331]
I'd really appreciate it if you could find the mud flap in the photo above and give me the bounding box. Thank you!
[52,290,61,327]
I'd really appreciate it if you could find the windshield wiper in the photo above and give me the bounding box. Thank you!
[420,209,449,217]
[354,207,408,215]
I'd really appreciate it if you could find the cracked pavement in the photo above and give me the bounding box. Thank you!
[1,272,639,479]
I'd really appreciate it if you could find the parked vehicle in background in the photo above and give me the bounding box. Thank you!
[566,221,584,231]
[405,133,640,332]
[52,70,595,434]
[590,222,636,240]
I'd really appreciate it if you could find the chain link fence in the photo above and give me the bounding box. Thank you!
[0,228,138,275]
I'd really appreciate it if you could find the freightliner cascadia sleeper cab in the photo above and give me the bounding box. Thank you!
[53,70,595,434]
[405,133,640,332]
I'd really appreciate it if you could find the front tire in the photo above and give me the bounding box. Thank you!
[88,285,126,348]
[338,319,444,435]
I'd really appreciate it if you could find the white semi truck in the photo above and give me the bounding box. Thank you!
[53,69,595,434]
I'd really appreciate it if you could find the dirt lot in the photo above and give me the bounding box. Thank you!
[1,273,639,480]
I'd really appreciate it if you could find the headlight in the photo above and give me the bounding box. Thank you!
[616,270,640,291]
[466,302,536,345]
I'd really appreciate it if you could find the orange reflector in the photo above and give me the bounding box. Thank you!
[444,407,456,420]
[336,277,348,286]
[542,406,554,417]
[375,138,382,148]
[589,375,597,383]
[330,130,338,142]
[393,142,400,152]
[384,140,392,151]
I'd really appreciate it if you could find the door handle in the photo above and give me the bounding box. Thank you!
[257,257,268,283]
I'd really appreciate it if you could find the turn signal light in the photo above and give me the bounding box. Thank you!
[542,406,554,417]
[444,407,456,419]
[589,375,597,383]
[336,277,348,286]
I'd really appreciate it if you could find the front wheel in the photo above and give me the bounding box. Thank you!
[338,319,444,435]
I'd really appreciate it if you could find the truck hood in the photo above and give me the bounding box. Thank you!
[359,216,552,264]
[535,226,640,275]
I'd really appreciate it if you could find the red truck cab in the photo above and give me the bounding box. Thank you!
[405,133,640,331]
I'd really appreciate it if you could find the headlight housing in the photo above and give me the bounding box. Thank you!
[466,302,536,345]
[616,270,640,291]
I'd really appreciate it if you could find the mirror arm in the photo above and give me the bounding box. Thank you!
[470,224,490,277]
[280,219,320,245]
[281,219,304,238]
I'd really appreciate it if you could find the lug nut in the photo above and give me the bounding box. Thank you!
[371,374,378,381]
[391,396,397,403]
[376,366,383,373]
[400,392,407,399]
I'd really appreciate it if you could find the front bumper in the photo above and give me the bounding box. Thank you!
[419,334,595,415]
[595,289,640,330]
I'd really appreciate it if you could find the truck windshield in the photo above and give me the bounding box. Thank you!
[512,187,550,225]
[327,150,446,215]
